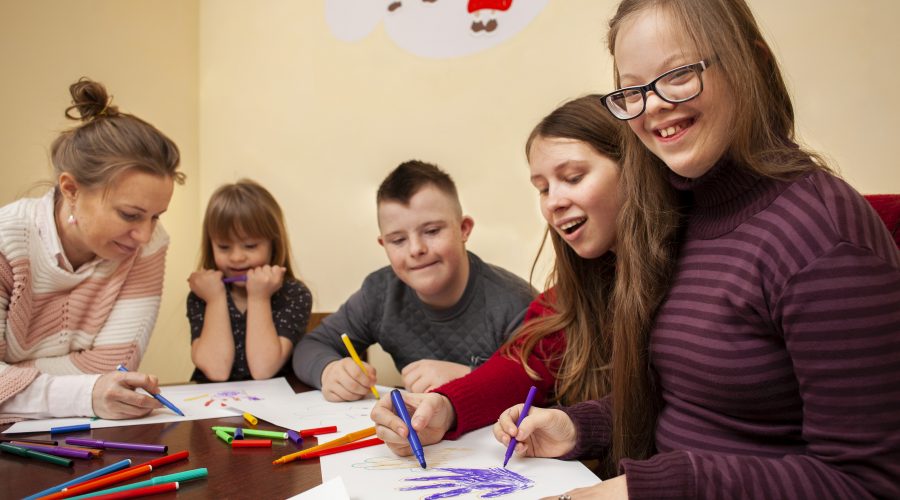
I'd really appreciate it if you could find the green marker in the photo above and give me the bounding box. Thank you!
[215,429,234,444]
[67,468,208,499]
[0,442,73,467]
[211,426,288,439]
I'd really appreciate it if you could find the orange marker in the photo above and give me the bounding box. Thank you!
[46,465,153,499]
[273,426,376,465]
[299,437,384,459]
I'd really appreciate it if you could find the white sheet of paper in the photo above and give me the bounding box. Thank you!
[286,476,350,500]
[3,377,297,434]
[320,426,600,499]
[229,386,392,438]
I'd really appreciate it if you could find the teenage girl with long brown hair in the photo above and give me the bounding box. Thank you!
[495,0,900,498]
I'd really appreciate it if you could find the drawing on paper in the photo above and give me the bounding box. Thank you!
[181,390,264,408]
[296,403,374,425]
[353,448,471,470]
[400,467,534,499]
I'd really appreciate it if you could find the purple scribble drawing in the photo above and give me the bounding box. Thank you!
[400,467,534,499]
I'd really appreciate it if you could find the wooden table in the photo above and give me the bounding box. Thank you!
[0,378,325,499]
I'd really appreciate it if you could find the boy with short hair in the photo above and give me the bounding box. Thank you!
[293,160,535,401]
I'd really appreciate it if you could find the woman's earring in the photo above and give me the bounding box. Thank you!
[67,206,77,225]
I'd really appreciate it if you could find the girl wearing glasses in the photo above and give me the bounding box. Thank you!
[495,0,900,499]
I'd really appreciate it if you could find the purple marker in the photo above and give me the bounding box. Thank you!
[287,429,303,445]
[65,438,167,454]
[234,427,244,440]
[503,385,538,467]
[14,444,93,459]
[222,275,247,283]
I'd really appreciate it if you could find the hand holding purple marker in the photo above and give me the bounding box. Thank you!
[503,385,538,467]
[222,275,247,283]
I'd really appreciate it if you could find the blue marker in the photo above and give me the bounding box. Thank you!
[50,423,91,434]
[391,389,426,469]
[24,458,132,500]
[503,385,538,467]
[116,364,185,416]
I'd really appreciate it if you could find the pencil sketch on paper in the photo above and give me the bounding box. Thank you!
[296,403,374,425]
[399,467,534,499]
[352,448,471,471]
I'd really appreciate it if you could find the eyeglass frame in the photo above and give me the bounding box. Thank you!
[601,59,712,120]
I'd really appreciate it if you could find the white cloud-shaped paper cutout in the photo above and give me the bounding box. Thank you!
[325,0,550,59]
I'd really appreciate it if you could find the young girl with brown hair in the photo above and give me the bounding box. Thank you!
[188,179,312,382]
[370,94,679,474]
[495,1,900,498]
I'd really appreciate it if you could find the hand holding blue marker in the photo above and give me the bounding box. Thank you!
[503,385,537,467]
[391,389,426,469]
[116,364,185,417]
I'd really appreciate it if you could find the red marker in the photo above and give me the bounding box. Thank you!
[231,439,272,448]
[72,451,189,491]
[298,426,337,437]
[300,437,384,459]
[89,481,178,500]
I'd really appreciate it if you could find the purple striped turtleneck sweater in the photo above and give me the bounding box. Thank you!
[560,162,900,499]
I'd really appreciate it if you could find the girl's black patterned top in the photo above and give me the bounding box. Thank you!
[187,278,312,382]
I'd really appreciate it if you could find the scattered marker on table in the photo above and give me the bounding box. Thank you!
[215,430,233,445]
[65,468,207,499]
[234,427,244,440]
[298,437,384,459]
[50,423,91,435]
[115,364,185,417]
[66,438,167,454]
[0,442,73,467]
[287,430,303,445]
[13,444,93,460]
[211,426,287,440]
[242,412,258,426]
[0,437,58,446]
[298,426,337,438]
[22,458,132,500]
[231,439,272,448]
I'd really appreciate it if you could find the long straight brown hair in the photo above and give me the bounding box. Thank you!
[502,95,680,475]
[606,0,831,469]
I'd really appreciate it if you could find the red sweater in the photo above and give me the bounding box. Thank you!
[433,292,566,439]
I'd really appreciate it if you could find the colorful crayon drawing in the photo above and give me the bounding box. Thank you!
[400,467,534,499]
[352,448,470,471]
[196,390,263,408]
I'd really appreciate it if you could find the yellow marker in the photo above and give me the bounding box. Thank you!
[243,412,258,426]
[340,333,380,400]
[273,426,376,465]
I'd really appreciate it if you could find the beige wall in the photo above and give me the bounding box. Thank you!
[2,0,898,385]
[0,0,200,383]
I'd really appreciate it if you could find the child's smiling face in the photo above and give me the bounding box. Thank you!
[377,184,473,309]
[211,233,273,285]
[614,7,734,179]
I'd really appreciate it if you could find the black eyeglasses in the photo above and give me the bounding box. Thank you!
[601,59,711,120]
